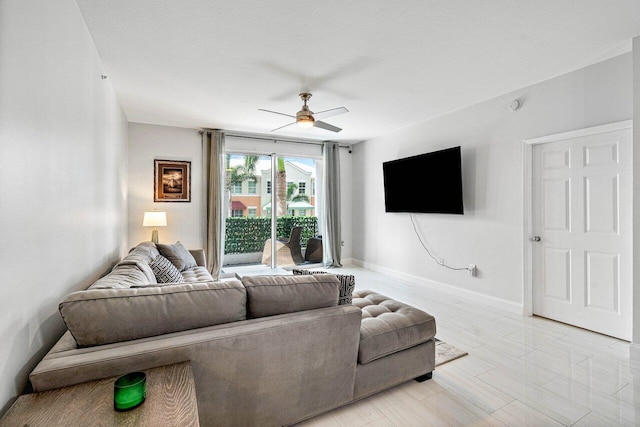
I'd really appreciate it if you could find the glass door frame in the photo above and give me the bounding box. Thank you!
[224,150,321,270]
[269,154,277,268]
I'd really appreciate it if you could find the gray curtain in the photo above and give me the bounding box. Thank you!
[322,141,342,267]
[202,130,226,278]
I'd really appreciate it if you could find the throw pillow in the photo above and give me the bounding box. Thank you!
[156,241,197,271]
[292,269,355,305]
[149,254,185,283]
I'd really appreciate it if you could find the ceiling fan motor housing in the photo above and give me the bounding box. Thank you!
[297,93,315,126]
[297,105,314,121]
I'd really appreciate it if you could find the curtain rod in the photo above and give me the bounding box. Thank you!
[200,129,354,150]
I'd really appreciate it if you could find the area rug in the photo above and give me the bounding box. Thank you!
[435,338,468,366]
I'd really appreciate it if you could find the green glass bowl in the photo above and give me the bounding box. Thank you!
[114,372,146,411]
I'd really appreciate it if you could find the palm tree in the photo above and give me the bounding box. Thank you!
[227,155,258,216]
[276,157,287,217]
[243,155,258,176]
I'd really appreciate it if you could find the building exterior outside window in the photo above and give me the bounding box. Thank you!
[231,209,243,217]
[229,157,316,219]
[248,207,257,217]
[248,180,256,194]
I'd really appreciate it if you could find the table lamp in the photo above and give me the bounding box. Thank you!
[142,211,167,244]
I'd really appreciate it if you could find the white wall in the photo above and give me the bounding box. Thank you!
[128,123,203,249]
[0,0,128,414]
[352,53,632,307]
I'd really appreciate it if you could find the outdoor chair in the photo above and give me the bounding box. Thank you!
[261,226,305,267]
[304,235,323,263]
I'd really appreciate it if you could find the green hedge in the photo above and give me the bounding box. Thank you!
[225,216,319,254]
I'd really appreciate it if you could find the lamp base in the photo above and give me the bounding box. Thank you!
[151,229,159,244]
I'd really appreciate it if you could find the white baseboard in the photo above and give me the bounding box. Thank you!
[341,257,354,266]
[351,258,524,315]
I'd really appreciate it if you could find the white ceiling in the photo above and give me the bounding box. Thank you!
[76,1,640,143]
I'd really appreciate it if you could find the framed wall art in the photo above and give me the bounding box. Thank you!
[154,159,191,202]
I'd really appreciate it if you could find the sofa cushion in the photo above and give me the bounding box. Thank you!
[181,266,214,283]
[132,241,161,258]
[292,269,355,305]
[150,254,184,283]
[89,264,150,289]
[352,290,436,364]
[243,274,339,318]
[59,280,247,347]
[156,241,197,271]
[117,247,158,284]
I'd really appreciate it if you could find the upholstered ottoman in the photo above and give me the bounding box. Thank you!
[351,290,436,399]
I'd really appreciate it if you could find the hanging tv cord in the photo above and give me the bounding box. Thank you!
[410,213,475,274]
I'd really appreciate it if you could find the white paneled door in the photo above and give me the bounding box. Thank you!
[532,127,632,340]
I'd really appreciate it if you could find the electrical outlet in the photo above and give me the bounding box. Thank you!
[469,264,477,277]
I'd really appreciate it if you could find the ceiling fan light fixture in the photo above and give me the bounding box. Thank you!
[297,115,315,128]
[296,103,315,128]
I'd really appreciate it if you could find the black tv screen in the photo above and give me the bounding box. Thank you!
[383,146,464,214]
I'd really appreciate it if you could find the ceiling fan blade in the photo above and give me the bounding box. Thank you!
[271,121,297,132]
[314,120,342,133]
[313,107,349,120]
[258,109,296,119]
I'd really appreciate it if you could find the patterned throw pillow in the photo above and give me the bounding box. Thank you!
[292,269,355,305]
[149,254,185,284]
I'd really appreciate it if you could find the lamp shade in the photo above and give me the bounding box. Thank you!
[142,211,167,227]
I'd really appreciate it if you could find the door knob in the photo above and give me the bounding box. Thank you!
[532,236,541,242]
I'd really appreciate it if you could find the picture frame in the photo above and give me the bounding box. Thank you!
[154,159,191,202]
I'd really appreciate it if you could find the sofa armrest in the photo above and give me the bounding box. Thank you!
[189,249,206,267]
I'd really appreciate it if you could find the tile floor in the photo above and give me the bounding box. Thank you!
[294,265,640,427]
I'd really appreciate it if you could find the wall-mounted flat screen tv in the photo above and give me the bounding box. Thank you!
[383,146,464,214]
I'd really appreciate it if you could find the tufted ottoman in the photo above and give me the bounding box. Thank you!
[180,266,214,282]
[351,290,436,398]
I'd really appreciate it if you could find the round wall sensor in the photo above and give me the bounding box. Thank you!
[508,99,522,112]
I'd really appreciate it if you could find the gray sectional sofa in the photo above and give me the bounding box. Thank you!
[29,242,436,426]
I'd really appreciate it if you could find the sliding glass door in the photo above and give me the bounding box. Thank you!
[272,156,318,268]
[222,152,320,272]
[223,154,270,269]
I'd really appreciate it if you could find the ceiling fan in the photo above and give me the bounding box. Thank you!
[259,93,348,133]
